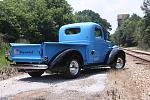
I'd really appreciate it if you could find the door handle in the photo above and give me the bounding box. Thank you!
[91,50,95,55]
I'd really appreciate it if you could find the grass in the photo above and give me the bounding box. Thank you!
[0,54,9,71]
[0,41,10,71]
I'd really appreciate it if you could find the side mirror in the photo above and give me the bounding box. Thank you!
[105,32,110,41]
[103,33,108,41]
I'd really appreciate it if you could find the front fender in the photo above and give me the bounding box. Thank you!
[107,47,125,65]
[48,49,83,69]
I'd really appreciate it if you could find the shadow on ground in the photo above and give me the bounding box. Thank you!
[19,68,110,84]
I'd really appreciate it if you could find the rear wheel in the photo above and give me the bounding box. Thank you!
[111,53,125,69]
[64,55,81,79]
[28,71,44,77]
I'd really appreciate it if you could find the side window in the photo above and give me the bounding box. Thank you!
[95,28,102,38]
[65,28,81,35]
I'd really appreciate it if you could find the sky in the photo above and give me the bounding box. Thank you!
[67,0,144,34]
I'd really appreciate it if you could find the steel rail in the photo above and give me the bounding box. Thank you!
[123,48,150,56]
[123,49,150,63]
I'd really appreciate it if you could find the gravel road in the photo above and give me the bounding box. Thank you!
[1,55,150,100]
[0,68,108,100]
[7,55,150,100]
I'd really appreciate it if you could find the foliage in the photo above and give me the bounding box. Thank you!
[0,0,111,44]
[0,0,75,43]
[141,0,150,49]
[75,10,112,31]
[111,0,150,49]
[111,14,142,47]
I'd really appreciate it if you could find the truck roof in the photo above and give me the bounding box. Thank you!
[61,22,100,28]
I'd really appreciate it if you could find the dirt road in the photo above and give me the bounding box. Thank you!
[0,55,150,100]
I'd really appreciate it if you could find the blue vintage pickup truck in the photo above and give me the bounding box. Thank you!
[7,22,125,78]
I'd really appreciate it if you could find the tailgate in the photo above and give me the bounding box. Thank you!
[10,43,43,63]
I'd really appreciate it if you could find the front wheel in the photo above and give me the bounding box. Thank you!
[111,53,125,69]
[64,56,81,79]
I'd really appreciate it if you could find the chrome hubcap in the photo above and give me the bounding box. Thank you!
[115,57,124,69]
[69,60,79,75]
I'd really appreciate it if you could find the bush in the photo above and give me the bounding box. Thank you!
[0,36,9,70]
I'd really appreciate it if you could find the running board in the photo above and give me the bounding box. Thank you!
[84,65,110,69]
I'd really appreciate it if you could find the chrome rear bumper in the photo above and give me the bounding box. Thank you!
[10,64,48,70]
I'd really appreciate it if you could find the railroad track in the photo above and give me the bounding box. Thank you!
[123,48,150,63]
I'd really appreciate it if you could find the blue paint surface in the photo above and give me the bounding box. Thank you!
[10,22,113,66]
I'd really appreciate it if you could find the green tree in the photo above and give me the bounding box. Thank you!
[111,14,142,47]
[75,10,112,30]
[0,0,75,43]
[141,0,150,49]
[0,1,111,43]
[0,0,26,42]
[112,0,150,49]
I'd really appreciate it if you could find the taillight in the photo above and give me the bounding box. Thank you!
[5,50,10,57]
[14,48,20,55]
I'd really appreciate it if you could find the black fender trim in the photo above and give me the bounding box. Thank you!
[107,47,126,66]
[48,49,83,69]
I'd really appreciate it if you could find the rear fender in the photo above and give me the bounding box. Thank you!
[48,49,83,69]
[107,47,125,65]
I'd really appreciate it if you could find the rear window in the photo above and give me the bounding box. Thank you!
[65,28,81,35]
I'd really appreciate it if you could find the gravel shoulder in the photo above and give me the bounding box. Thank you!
[98,55,150,100]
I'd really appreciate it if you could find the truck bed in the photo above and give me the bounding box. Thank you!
[10,42,88,64]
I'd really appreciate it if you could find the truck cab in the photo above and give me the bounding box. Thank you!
[7,22,126,78]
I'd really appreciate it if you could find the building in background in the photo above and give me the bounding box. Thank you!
[117,14,130,27]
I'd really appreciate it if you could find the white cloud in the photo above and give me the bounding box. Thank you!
[67,0,144,33]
